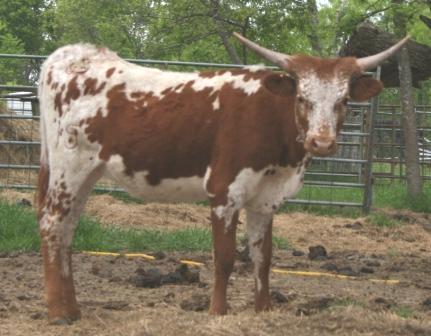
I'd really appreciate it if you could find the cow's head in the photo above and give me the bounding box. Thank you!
[234,33,409,156]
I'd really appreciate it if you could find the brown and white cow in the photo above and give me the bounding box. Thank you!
[37,33,408,324]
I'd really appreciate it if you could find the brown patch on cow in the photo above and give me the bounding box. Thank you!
[54,85,66,117]
[83,78,106,95]
[106,67,116,78]
[64,76,80,106]
[84,69,306,193]
[161,87,173,95]
[290,56,360,80]
[44,188,72,221]
[37,163,50,221]
[264,169,276,176]
[47,71,53,85]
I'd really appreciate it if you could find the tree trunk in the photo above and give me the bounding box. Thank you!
[208,0,242,65]
[393,0,423,197]
[397,47,423,197]
[306,0,323,56]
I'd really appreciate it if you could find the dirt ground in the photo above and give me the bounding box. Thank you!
[1,190,431,336]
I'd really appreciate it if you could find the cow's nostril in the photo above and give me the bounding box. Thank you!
[311,138,319,149]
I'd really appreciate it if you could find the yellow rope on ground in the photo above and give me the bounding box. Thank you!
[82,251,205,267]
[82,251,399,284]
[271,268,400,284]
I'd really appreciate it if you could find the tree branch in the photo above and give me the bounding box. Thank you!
[419,14,431,29]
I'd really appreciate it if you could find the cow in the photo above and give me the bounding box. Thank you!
[37,32,408,324]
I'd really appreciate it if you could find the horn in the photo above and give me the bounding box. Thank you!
[233,32,292,69]
[357,35,410,71]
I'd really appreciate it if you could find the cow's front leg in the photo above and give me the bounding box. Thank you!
[209,208,239,315]
[246,209,273,312]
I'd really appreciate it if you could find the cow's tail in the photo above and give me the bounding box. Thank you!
[36,66,50,220]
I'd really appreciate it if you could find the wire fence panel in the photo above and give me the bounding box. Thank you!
[0,54,378,212]
[373,105,431,181]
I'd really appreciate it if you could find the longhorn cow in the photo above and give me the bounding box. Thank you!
[37,33,408,323]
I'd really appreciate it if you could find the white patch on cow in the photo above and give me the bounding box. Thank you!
[213,163,306,229]
[247,165,305,214]
[298,72,348,136]
[212,96,220,111]
[105,154,207,202]
[203,167,215,197]
[246,209,272,293]
[192,71,262,96]
[244,64,266,72]
[213,167,265,229]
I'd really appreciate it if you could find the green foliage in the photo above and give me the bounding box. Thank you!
[0,21,26,84]
[0,0,47,54]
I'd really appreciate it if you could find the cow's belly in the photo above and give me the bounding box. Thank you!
[104,155,207,202]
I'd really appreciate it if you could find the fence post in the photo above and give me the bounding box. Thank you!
[363,66,381,214]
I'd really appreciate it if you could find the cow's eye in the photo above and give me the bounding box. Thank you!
[341,97,349,105]
[297,96,305,104]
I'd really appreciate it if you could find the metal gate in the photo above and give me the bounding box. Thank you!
[0,53,378,213]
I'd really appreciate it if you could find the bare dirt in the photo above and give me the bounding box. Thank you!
[1,190,431,336]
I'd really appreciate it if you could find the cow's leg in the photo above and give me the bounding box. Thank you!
[246,209,273,312]
[208,209,239,315]
[38,163,103,324]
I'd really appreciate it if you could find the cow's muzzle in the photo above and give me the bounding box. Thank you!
[304,134,337,156]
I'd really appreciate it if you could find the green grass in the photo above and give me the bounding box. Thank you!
[0,201,213,253]
[367,213,402,228]
[279,181,431,217]
[0,201,40,252]
[0,201,289,253]
[392,306,414,319]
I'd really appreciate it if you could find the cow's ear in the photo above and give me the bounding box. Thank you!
[263,73,296,96]
[350,75,383,102]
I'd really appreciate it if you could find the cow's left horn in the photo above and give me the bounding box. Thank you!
[233,32,292,69]
[357,35,410,71]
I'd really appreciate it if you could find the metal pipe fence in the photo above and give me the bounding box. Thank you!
[0,53,379,212]
[373,105,431,181]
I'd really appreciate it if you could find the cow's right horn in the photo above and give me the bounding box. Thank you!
[356,35,410,71]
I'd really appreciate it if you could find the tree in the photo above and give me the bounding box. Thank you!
[393,0,423,197]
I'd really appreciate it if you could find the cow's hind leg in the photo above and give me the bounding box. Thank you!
[38,162,103,324]
[246,209,273,312]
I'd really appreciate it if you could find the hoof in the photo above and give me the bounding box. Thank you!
[208,305,228,315]
[49,317,73,325]
[48,311,81,325]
